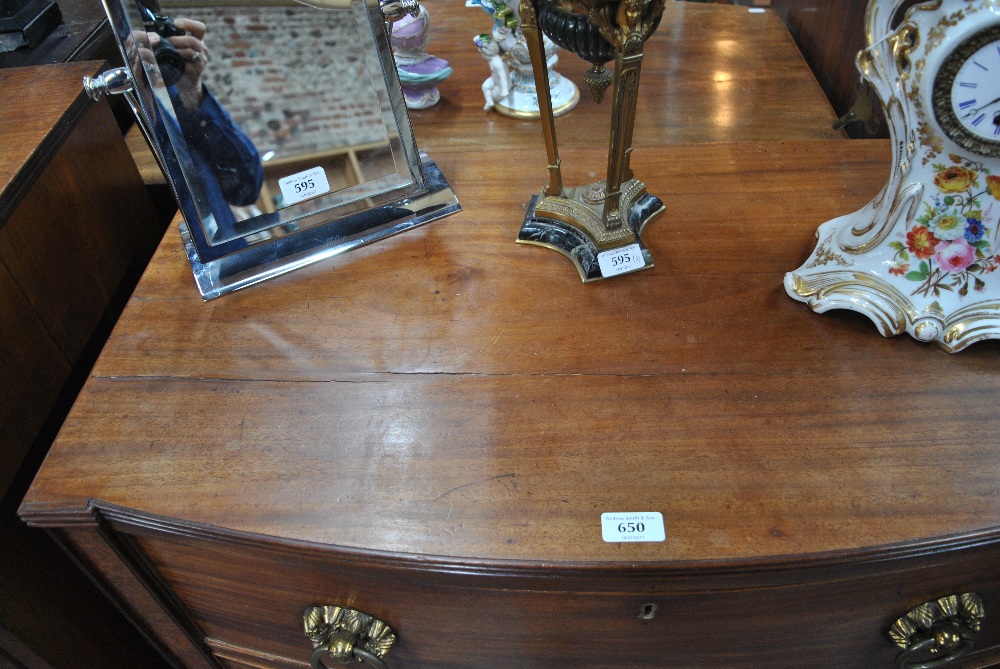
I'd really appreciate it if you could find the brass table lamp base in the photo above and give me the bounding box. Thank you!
[515,0,665,281]
[518,179,662,281]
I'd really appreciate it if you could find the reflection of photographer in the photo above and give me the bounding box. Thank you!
[137,2,263,239]
[143,13,211,112]
[138,6,187,87]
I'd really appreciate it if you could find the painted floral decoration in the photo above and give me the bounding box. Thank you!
[888,155,1000,297]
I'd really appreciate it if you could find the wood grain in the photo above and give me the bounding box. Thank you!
[24,138,1000,568]
[0,61,158,492]
[0,260,69,497]
[0,99,162,362]
[126,2,843,183]
[94,141,890,380]
[127,529,1000,669]
[1,62,172,669]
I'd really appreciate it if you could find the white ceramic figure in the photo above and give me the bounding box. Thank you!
[469,0,578,118]
[785,0,1000,352]
[474,34,511,111]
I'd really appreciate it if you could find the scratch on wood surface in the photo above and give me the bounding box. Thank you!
[224,419,247,450]
[434,473,517,501]
[306,411,332,425]
[484,329,505,358]
[454,229,514,261]
[484,246,514,262]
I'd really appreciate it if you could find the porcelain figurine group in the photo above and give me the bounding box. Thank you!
[391,0,578,117]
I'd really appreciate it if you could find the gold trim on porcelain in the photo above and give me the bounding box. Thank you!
[789,269,1000,352]
[494,88,581,119]
[789,270,917,335]
[844,181,924,253]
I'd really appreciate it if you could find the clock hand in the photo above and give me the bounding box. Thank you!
[962,95,1000,118]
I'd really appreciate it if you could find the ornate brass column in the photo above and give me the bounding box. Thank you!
[520,0,564,198]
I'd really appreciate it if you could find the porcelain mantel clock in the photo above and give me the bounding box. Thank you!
[785,0,1000,352]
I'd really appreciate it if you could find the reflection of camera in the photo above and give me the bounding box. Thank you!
[138,4,186,86]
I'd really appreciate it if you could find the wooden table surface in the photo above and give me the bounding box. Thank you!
[407,0,844,149]
[28,4,1000,571]
[24,128,1000,566]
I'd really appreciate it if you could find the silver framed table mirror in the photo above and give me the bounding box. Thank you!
[86,0,460,299]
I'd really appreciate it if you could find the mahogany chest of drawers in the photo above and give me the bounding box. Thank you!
[19,4,1000,668]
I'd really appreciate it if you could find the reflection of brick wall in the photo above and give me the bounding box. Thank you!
[176,5,387,157]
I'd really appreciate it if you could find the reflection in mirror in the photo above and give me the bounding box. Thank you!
[99,0,459,298]
[147,0,412,245]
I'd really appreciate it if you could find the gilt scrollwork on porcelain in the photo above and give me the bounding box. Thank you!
[786,0,1000,351]
[804,231,853,269]
[786,271,912,336]
[888,593,984,669]
[304,605,396,669]
[843,13,920,250]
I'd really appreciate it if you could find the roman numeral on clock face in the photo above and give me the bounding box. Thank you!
[940,27,1000,153]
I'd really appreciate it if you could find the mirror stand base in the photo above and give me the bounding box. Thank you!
[179,153,460,300]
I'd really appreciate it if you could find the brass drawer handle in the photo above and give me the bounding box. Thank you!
[888,593,985,669]
[304,605,396,669]
[310,645,387,669]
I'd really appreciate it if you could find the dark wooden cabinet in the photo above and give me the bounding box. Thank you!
[0,62,168,669]
[0,0,119,70]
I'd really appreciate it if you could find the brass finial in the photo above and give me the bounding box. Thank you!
[584,64,612,103]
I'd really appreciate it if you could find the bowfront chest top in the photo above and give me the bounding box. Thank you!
[21,4,1000,669]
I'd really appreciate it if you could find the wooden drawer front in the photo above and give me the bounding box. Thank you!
[131,530,1000,669]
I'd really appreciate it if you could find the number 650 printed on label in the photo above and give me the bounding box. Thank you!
[601,512,665,543]
[278,166,331,206]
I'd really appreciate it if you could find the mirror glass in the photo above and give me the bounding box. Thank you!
[100,0,458,297]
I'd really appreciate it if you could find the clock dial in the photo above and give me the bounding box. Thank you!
[951,40,1000,140]
[933,24,1000,157]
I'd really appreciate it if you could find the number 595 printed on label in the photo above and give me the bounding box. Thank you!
[278,166,331,206]
[597,243,646,277]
